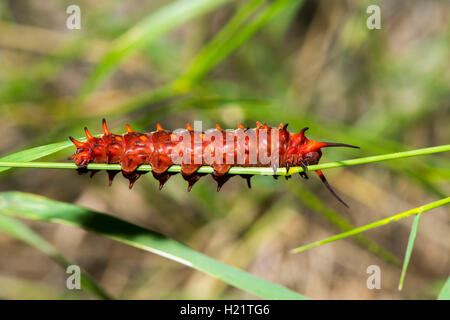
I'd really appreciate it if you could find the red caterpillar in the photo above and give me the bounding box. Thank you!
[70,120,359,207]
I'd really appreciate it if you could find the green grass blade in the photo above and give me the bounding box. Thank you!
[0,214,112,299]
[175,0,268,89]
[291,197,450,253]
[438,277,450,300]
[116,0,304,112]
[81,0,231,95]
[288,181,400,266]
[398,212,422,291]
[1,144,448,176]
[177,0,304,88]
[0,191,307,300]
[0,141,75,173]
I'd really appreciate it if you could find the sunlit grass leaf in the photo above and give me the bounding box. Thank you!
[291,197,450,253]
[438,277,450,300]
[0,214,111,299]
[114,0,305,112]
[175,0,268,87]
[0,141,74,173]
[81,0,231,95]
[0,191,307,300]
[288,181,401,266]
[398,212,422,291]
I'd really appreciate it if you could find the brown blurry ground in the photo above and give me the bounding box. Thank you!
[0,0,448,299]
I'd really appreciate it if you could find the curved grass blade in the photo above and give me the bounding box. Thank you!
[398,211,422,291]
[175,0,268,89]
[81,0,231,95]
[0,214,112,299]
[288,181,401,266]
[0,191,307,300]
[291,197,450,254]
[114,0,305,113]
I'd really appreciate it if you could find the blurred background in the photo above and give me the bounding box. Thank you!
[0,0,449,299]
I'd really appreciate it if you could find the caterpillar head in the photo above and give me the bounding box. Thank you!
[286,127,359,166]
[69,135,92,168]
[286,127,360,207]
[69,122,111,168]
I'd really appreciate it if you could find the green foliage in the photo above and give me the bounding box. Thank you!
[291,198,450,253]
[0,0,448,299]
[81,0,232,95]
[438,278,450,300]
[0,191,307,300]
[0,214,111,299]
[398,212,422,291]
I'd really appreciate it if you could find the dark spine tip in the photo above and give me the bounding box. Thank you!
[107,170,119,186]
[300,127,309,134]
[323,142,360,149]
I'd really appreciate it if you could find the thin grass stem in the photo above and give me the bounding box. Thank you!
[0,144,448,175]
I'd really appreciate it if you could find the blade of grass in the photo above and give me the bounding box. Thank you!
[0,214,112,299]
[288,181,401,265]
[0,144,448,175]
[0,191,307,300]
[175,0,293,90]
[81,0,231,95]
[398,211,422,291]
[0,141,75,173]
[438,277,450,300]
[112,0,304,113]
[291,197,450,253]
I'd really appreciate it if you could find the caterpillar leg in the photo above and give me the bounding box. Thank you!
[285,163,292,180]
[212,174,233,192]
[122,171,145,189]
[240,174,253,188]
[298,160,309,179]
[211,164,232,191]
[299,171,309,179]
[180,164,203,191]
[183,173,206,192]
[89,170,99,178]
[77,167,89,176]
[107,170,119,186]
[152,171,175,190]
